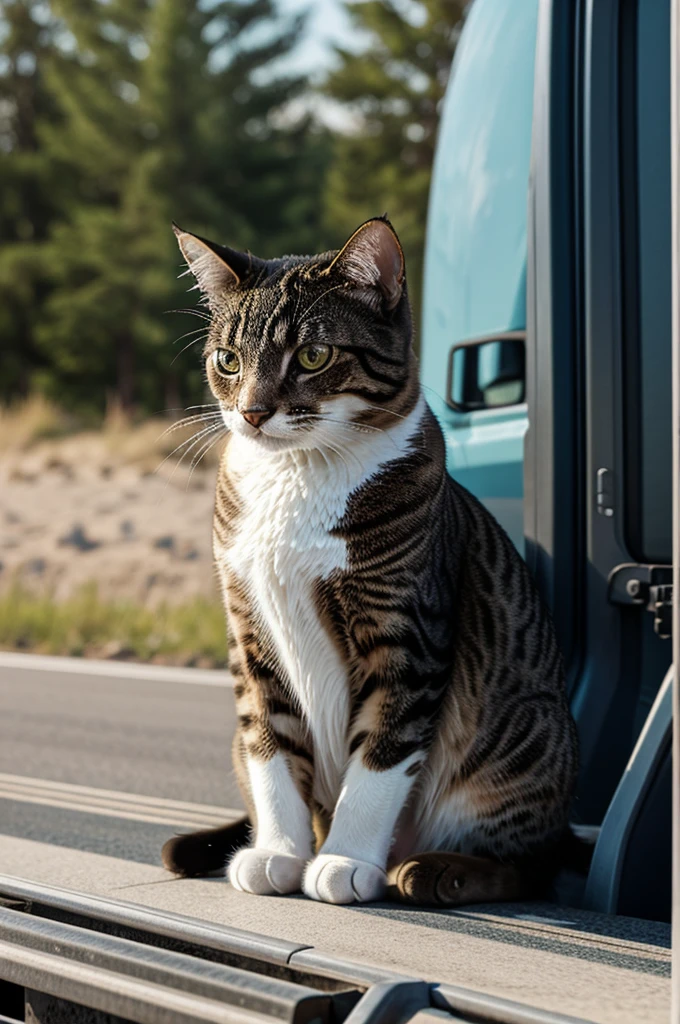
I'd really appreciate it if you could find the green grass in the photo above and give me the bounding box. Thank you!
[0,584,228,667]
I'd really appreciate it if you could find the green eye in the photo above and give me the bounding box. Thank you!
[212,348,240,375]
[296,344,332,373]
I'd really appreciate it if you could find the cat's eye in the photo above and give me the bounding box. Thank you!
[212,348,240,376]
[296,344,332,373]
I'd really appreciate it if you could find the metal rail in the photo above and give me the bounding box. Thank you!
[0,875,596,1024]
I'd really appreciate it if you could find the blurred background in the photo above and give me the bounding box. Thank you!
[0,0,465,665]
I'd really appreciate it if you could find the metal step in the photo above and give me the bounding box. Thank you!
[0,874,595,1024]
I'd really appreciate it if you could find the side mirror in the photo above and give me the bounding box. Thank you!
[447,332,526,412]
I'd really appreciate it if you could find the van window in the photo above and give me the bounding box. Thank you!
[420,0,539,396]
[621,0,672,563]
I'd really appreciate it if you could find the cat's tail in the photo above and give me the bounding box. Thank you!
[388,827,597,907]
[162,816,251,877]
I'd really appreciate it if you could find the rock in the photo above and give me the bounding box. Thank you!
[46,457,74,479]
[58,524,100,552]
[100,640,136,660]
[9,468,36,483]
[176,540,199,561]
[120,520,135,540]
[24,558,46,575]
[153,535,175,551]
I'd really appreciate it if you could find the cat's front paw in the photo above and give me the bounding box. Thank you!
[228,847,306,895]
[303,854,386,904]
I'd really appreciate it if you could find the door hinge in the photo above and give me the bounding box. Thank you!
[608,563,673,638]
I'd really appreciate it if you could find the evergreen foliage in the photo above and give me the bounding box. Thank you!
[322,0,465,326]
[0,0,464,415]
[1,0,331,414]
[0,0,63,401]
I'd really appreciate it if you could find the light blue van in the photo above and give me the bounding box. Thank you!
[421,0,673,924]
[421,0,538,554]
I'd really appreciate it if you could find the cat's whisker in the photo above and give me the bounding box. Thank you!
[154,422,225,477]
[163,404,220,414]
[193,420,226,450]
[317,429,367,475]
[161,425,225,493]
[314,415,386,436]
[357,404,411,421]
[172,326,210,346]
[171,335,210,365]
[320,439,353,474]
[187,426,227,486]
[166,307,212,322]
[156,412,222,442]
[296,411,384,436]
[323,418,429,460]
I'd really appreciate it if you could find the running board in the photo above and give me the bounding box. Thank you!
[0,874,594,1024]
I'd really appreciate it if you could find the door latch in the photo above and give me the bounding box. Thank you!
[608,563,673,638]
[596,468,614,517]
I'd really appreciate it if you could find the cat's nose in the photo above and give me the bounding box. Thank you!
[241,407,275,429]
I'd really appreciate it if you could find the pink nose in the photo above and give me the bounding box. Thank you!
[241,408,274,429]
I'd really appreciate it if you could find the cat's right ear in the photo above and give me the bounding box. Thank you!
[172,225,264,302]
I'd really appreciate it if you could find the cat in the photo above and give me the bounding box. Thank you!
[161,217,580,906]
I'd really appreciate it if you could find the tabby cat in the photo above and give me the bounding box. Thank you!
[161,217,580,906]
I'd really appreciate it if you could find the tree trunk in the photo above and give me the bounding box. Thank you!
[116,333,135,413]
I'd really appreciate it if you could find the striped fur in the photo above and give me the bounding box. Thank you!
[162,218,579,906]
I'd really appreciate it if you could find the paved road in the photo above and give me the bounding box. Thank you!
[0,654,672,1024]
[0,653,244,865]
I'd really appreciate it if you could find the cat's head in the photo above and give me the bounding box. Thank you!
[173,218,419,453]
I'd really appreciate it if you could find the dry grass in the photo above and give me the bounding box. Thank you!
[100,399,225,472]
[0,396,226,475]
[0,394,75,454]
[0,583,228,667]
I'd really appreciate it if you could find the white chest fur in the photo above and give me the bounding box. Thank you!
[221,395,425,810]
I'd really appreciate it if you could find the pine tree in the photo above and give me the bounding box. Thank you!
[127,0,332,410]
[322,0,466,326]
[29,0,147,412]
[29,0,331,416]
[0,0,62,401]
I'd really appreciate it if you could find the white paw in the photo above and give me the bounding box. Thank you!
[303,854,386,904]
[228,847,306,895]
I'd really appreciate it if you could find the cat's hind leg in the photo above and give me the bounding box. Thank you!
[387,851,525,907]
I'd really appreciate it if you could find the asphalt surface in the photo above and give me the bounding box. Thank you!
[0,654,244,865]
[0,653,672,1023]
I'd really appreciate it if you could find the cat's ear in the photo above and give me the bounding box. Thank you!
[172,224,264,301]
[327,217,405,310]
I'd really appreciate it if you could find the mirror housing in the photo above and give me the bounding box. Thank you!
[446,331,526,412]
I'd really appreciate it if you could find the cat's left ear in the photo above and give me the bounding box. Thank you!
[173,224,265,302]
[327,217,405,310]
